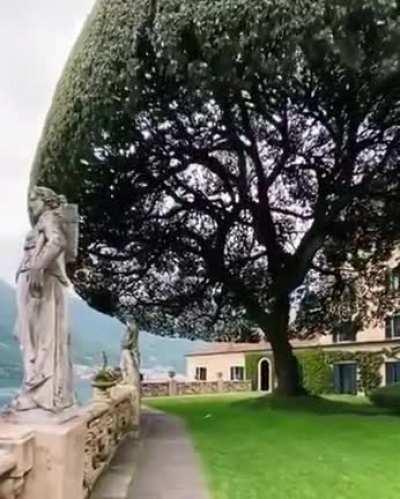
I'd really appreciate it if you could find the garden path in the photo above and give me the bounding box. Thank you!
[127,408,210,499]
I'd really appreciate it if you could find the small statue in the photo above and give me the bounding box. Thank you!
[11,186,79,413]
[120,319,141,389]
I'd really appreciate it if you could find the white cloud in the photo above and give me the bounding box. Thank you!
[0,0,95,284]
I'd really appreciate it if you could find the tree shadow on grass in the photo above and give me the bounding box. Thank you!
[230,393,400,417]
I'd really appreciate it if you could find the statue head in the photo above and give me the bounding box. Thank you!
[28,186,65,222]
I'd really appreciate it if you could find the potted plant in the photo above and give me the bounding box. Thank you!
[92,352,122,391]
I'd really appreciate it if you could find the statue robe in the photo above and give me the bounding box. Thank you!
[14,210,74,412]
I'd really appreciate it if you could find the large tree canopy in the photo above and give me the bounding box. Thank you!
[31,0,400,394]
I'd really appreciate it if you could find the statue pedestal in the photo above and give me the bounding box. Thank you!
[0,416,86,499]
[0,387,140,499]
[1,406,81,426]
[0,426,34,499]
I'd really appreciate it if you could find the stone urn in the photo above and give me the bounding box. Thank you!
[92,379,118,402]
[91,366,121,402]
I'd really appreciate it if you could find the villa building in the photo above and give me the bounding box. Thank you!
[186,269,400,395]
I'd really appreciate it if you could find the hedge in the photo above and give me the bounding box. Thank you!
[296,349,333,395]
[369,383,400,411]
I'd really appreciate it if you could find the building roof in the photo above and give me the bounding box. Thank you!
[186,341,271,357]
[186,337,400,357]
[186,336,334,357]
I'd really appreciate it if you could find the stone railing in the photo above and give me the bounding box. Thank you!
[83,386,139,496]
[0,384,139,499]
[142,379,252,398]
[141,381,170,398]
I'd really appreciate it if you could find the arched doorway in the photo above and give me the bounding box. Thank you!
[258,358,271,392]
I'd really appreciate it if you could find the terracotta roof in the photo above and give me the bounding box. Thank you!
[186,336,400,357]
[186,341,271,356]
[186,337,321,356]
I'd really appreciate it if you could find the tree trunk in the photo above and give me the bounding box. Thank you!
[265,297,307,396]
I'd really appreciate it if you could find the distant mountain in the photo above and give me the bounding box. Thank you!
[0,279,204,385]
[0,280,20,384]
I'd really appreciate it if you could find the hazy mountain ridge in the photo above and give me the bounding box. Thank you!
[0,279,203,384]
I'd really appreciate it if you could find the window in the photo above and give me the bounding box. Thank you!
[195,367,207,381]
[386,362,400,385]
[333,321,356,343]
[333,363,358,394]
[385,314,400,338]
[394,316,400,337]
[230,366,244,381]
[388,268,400,292]
[385,317,392,338]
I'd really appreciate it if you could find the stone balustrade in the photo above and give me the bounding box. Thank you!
[83,386,139,496]
[142,379,252,398]
[0,384,140,499]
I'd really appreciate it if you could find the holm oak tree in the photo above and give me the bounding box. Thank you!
[31,0,400,395]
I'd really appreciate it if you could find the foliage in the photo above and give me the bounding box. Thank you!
[296,349,333,395]
[93,367,121,385]
[244,353,267,390]
[30,0,400,393]
[147,394,400,499]
[369,383,400,411]
[292,349,383,394]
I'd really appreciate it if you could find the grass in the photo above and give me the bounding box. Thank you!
[146,393,400,499]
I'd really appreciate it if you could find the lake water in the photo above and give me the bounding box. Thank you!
[0,378,93,409]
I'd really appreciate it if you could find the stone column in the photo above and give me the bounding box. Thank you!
[168,371,177,396]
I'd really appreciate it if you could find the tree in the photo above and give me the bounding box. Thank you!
[31,0,400,395]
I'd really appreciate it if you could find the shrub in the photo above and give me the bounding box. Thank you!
[296,350,333,395]
[369,383,400,411]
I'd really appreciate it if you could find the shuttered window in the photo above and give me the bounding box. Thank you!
[333,321,356,343]
[195,367,207,381]
[386,362,400,385]
[333,363,357,394]
[385,317,393,338]
[394,316,400,337]
[385,315,400,338]
[230,366,244,381]
[388,268,400,291]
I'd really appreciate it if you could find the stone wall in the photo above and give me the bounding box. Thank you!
[141,382,170,398]
[142,379,252,398]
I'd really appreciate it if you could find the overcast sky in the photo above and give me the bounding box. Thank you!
[0,1,95,284]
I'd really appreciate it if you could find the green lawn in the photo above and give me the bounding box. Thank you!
[146,393,400,499]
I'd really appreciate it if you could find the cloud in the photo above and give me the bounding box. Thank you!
[0,0,95,283]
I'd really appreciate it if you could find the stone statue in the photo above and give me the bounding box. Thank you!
[11,186,79,413]
[120,319,141,388]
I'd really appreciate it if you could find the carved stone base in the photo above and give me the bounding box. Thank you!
[0,428,34,499]
[0,389,140,499]
[1,406,81,426]
[0,418,86,499]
